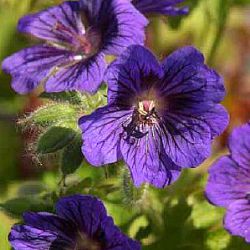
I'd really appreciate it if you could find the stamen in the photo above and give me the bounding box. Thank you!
[53,21,75,37]
[122,100,159,140]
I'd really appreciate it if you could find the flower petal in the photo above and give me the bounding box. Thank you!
[228,122,250,169]
[55,195,107,237]
[120,126,181,188]
[1,45,72,94]
[90,0,148,55]
[9,225,57,250]
[45,53,106,93]
[160,113,212,167]
[205,156,250,208]
[101,216,141,250]
[224,199,250,243]
[79,105,132,166]
[200,104,229,138]
[133,0,189,15]
[23,212,75,244]
[160,46,225,114]
[18,1,83,44]
[106,45,163,106]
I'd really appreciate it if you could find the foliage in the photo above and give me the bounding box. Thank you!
[0,0,249,249]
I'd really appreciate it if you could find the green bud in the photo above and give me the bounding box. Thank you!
[21,103,77,128]
[37,126,77,154]
[61,134,83,176]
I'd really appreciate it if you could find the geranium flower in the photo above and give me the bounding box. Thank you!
[132,0,188,16]
[79,45,228,188]
[9,195,140,250]
[206,123,250,243]
[2,0,147,94]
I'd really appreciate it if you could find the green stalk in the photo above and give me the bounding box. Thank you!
[207,0,232,65]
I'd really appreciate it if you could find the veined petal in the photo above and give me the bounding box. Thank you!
[224,199,250,243]
[1,45,72,94]
[95,0,148,55]
[133,0,188,15]
[228,122,250,169]
[23,212,75,244]
[18,1,84,44]
[120,126,181,188]
[79,106,133,166]
[56,195,107,237]
[100,216,141,250]
[9,225,57,250]
[45,53,106,93]
[160,113,212,167]
[106,45,163,106]
[200,104,229,138]
[160,46,225,114]
[205,156,250,208]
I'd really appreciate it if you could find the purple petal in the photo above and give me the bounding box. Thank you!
[120,125,181,188]
[160,46,225,114]
[205,156,250,208]
[1,45,72,94]
[106,45,163,106]
[228,122,250,169]
[224,199,250,243]
[200,104,229,138]
[133,0,189,15]
[23,212,75,244]
[18,1,83,45]
[9,225,57,250]
[56,195,107,237]
[45,53,106,93]
[93,0,148,55]
[79,106,132,166]
[101,216,141,250]
[56,195,140,249]
[160,113,212,167]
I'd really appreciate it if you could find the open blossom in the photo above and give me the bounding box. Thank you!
[9,195,140,250]
[2,0,147,94]
[132,0,188,16]
[206,123,250,243]
[79,45,228,188]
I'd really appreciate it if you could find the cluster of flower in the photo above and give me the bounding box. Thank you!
[2,0,249,249]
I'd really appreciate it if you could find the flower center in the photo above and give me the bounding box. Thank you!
[76,28,101,56]
[137,100,158,126]
[122,99,159,141]
[73,231,102,250]
[52,22,101,57]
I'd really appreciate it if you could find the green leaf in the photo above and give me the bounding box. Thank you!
[17,182,47,197]
[191,201,224,229]
[37,126,77,154]
[22,103,77,127]
[40,91,83,105]
[206,229,231,250]
[0,197,53,218]
[61,134,83,175]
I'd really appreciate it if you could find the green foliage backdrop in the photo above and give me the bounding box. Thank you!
[0,0,250,249]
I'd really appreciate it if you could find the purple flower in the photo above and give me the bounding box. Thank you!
[132,0,189,16]
[79,45,228,188]
[205,123,250,243]
[2,0,147,94]
[9,195,140,250]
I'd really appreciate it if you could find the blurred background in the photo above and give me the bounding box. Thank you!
[0,0,250,249]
